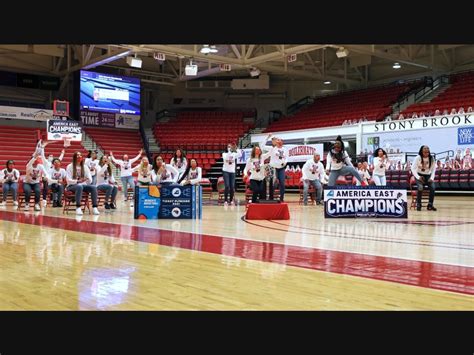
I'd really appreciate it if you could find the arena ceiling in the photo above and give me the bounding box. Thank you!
[1,44,474,91]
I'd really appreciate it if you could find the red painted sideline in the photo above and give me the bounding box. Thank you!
[1,211,473,296]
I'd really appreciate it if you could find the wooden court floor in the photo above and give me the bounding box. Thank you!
[0,194,472,310]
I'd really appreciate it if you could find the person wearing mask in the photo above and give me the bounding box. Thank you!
[325,136,364,186]
[221,143,242,206]
[0,160,20,207]
[48,158,67,207]
[372,148,389,186]
[66,151,100,215]
[24,153,50,211]
[110,149,143,206]
[411,145,437,211]
[151,156,179,185]
[243,145,271,203]
[170,148,188,181]
[260,133,288,202]
[178,159,202,186]
[301,152,324,205]
[96,156,118,210]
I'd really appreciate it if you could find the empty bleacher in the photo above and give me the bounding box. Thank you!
[402,71,474,117]
[265,83,413,132]
[0,125,87,175]
[84,127,144,158]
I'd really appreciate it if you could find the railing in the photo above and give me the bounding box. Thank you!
[287,96,313,116]
[139,119,152,161]
[155,109,177,121]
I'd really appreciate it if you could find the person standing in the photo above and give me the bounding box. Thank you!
[301,153,324,205]
[221,143,242,206]
[110,149,142,206]
[259,133,288,201]
[243,145,271,203]
[372,148,389,186]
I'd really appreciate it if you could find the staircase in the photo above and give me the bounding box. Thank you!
[418,82,451,103]
[144,127,160,154]
[239,127,265,148]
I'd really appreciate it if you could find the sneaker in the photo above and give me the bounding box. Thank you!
[123,199,128,203]
[52,201,58,208]
[104,203,111,210]
[110,203,117,210]
[24,203,29,211]
[13,201,18,206]
[76,207,83,215]
[0,201,5,207]
[316,201,323,205]
[303,202,308,206]
[130,202,134,207]
[34,204,41,211]
[42,200,47,207]
[92,207,100,215]
[416,206,422,211]
[230,200,235,206]
[57,202,63,208]
[224,201,229,206]
[427,205,437,211]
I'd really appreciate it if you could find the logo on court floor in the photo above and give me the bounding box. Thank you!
[172,188,182,197]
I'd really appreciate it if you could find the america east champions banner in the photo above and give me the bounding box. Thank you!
[47,119,83,141]
[324,186,408,218]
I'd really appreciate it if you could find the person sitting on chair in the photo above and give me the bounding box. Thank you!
[178,159,202,186]
[48,158,67,207]
[411,145,437,211]
[97,156,118,210]
[0,160,20,207]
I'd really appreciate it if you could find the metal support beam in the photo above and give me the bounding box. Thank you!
[231,45,241,59]
[245,45,255,59]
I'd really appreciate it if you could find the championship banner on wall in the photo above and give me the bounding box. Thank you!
[159,185,202,219]
[134,185,161,220]
[0,105,53,122]
[324,186,407,218]
[47,120,83,141]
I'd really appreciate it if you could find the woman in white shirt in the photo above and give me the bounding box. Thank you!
[411,145,437,211]
[24,154,50,211]
[1,160,20,207]
[356,161,371,186]
[170,148,187,181]
[372,148,389,186]
[259,133,288,202]
[221,143,242,205]
[66,151,100,215]
[243,145,271,203]
[96,156,118,210]
[85,150,100,186]
[48,158,67,208]
[325,136,363,186]
[110,149,143,204]
[178,159,202,186]
[301,153,325,205]
[132,157,153,185]
[152,156,179,185]
[41,145,65,206]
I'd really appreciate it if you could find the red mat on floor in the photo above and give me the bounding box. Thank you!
[245,202,290,220]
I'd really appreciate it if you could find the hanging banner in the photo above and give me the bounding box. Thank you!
[324,186,408,218]
[47,120,83,141]
[115,113,140,129]
[80,110,116,127]
[0,105,53,122]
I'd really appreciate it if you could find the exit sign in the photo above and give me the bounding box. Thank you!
[220,64,231,71]
[287,54,297,63]
[153,52,166,61]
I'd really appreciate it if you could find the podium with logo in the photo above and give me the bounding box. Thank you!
[134,185,202,219]
[324,186,407,218]
[134,185,161,220]
[159,185,202,219]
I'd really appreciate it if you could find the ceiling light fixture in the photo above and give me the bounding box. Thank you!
[393,62,401,69]
[324,80,331,85]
